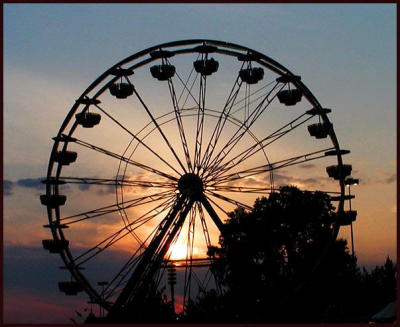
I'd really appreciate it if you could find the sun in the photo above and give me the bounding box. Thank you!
[169,239,188,261]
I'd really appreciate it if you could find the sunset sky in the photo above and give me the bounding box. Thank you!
[3,3,396,324]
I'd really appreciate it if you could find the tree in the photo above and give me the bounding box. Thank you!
[359,257,397,317]
[203,186,363,322]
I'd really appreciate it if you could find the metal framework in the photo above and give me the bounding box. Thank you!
[41,39,354,322]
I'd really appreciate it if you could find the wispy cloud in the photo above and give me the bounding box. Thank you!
[382,173,396,184]
[78,183,91,191]
[273,173,328,189]
[96,185,115,195]
[4,178,45,195]
[16,178,44,190]
[375,172,396,185]
[299,164,316,169]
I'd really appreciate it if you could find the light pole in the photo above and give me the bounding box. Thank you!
[167,263,177,314]
[344,177,359,257]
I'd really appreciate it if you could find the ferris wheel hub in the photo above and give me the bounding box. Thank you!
[178,173,204,199]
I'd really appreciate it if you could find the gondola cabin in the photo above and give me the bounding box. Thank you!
[75,112,101,128]
[337,210,357,226]
[239,67,264,84]
[40,194,67,208]
[277,89,302,106]
[193,58,219,76]
[150,64,176,81]
[54,151,77,165]
[307,122,332,139]
[58,281,84,295]
[109,82,134,99]
[326,164,352,180]
[42,239,69,253]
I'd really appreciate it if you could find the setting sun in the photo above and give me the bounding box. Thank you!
[169,240,188,261]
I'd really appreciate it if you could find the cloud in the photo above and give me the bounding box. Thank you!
[220,171,329,191]
[272,173,292,184]
[272,173,328,189]
[299,164,316,169]
[96,185,115,195]
[16,178,45,190]
[78,183,91,191]
[14,177,72,193]
[240,176,266,187]
[4,180,14,196]
[383,174,396,184]
[375,172,396,185]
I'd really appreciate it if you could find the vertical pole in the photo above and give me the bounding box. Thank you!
[348,186,355,257]
[168,263,176,314]
[171,279,175,315]
[97,281,108,318]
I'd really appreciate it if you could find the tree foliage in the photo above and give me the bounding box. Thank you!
[183,186,396,323]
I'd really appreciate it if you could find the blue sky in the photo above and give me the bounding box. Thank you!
[3,3,396,323]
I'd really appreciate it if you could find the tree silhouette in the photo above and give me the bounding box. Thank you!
[183,186,396,323]
[183,186,337,322]
[359,257,397,320]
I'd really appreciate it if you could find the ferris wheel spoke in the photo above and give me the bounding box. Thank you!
[167,75,193,172]
[183,206,196,306]
[60,176,176,189]
[193,73,207,173]
[120,194,178,232]
[202,83,282,180]
[60,190,174,226]
[132,87,188,174]
[209,184,275,194]
[199,65,244,173]
[200,78,274,175]
[73,195,177,266]
[197,202,212,249]
[194,202,225,297]
[202,82,283,178]
[95,225,161,300]
[230,80,278,115]
[94,103,183,176]
[74,227,133,267]
[204,190,252,211]
[174,58,200,108]
[64,135,179,181]
[210,147,335,185]
[208,112,314,180]
[104,252,145,300]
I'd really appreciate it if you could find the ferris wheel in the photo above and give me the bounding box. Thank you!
[40,39,356,322]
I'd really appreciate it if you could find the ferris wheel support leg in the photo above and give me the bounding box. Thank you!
[108,196,195,322]
[200,195,225,234]
[109,196,185,315]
